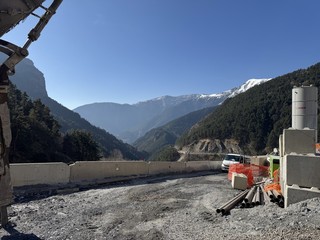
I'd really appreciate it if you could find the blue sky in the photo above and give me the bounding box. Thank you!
[3,0,320,109]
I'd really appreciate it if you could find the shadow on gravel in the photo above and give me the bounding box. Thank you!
[1,225,41,240]
[143,171,221,184]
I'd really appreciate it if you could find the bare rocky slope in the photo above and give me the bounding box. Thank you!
[1,172,320,240]
[182,138,243,154]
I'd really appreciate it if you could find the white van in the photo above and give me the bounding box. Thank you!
[221,153,249,172]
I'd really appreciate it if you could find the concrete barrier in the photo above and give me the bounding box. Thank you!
[9,161,222,187]
[185,161,222,172]
[148,162,186,175]
[10,163,70,187]
[185,161,211,172]
[209,161,222,171]
[70,161,148,183]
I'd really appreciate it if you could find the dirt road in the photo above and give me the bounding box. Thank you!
[1,172,320,239]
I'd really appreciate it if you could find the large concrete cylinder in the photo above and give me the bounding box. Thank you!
[292,86,318,131]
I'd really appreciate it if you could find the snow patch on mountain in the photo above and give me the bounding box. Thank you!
[194,78,271,101]
[229,78,272,98]
[137,78,272,107]
[199,93,227,99]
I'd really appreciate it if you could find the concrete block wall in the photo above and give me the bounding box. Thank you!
[283,154,320,188]
[280,128,320,208]
[279,134,284,158]
[10,163,70,187]
[283,129,316,155]
[10,160,222,187]
[279,134,286,194]
[284,185,320,208]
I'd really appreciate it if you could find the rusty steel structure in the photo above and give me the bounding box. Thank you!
[0,0,63,226]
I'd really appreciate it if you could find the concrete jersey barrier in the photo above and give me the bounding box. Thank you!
[69,161,148,183]
[9,160,223,187]
[10,162,70,187]
[148,161,185,175]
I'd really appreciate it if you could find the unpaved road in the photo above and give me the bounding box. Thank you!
[1,172,320,240]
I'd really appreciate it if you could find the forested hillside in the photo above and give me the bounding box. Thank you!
[133,106,216,160]
[7,83,145,163]
[177,63,320,155]
[8,84,101,163]
[40,97,145,160]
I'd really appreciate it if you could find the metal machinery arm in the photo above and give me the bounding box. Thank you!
[0,0,63,226]
[0,0,63,77]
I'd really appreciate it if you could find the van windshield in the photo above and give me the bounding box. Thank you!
[224,155,241,162]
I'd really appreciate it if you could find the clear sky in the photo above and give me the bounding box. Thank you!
[2,0,320,110]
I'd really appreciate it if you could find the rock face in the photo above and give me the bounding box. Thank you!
[184,138,243,154]
[0,55,48,99]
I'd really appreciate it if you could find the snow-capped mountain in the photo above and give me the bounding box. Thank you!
[74,78,271,143]
[137,78,271,108]
[195,78,271,100]
[228,78,272,98]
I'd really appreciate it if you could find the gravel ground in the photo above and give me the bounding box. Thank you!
[1,172,320,240]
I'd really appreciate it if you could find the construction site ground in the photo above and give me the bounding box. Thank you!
[1,171,320,240]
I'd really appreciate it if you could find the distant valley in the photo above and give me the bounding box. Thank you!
[74,78,270,143]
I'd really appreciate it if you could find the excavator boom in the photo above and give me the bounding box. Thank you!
[0,0,45,37]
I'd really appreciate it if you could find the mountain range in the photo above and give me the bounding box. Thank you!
[74,78,271,144]
[4,52,298,160]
